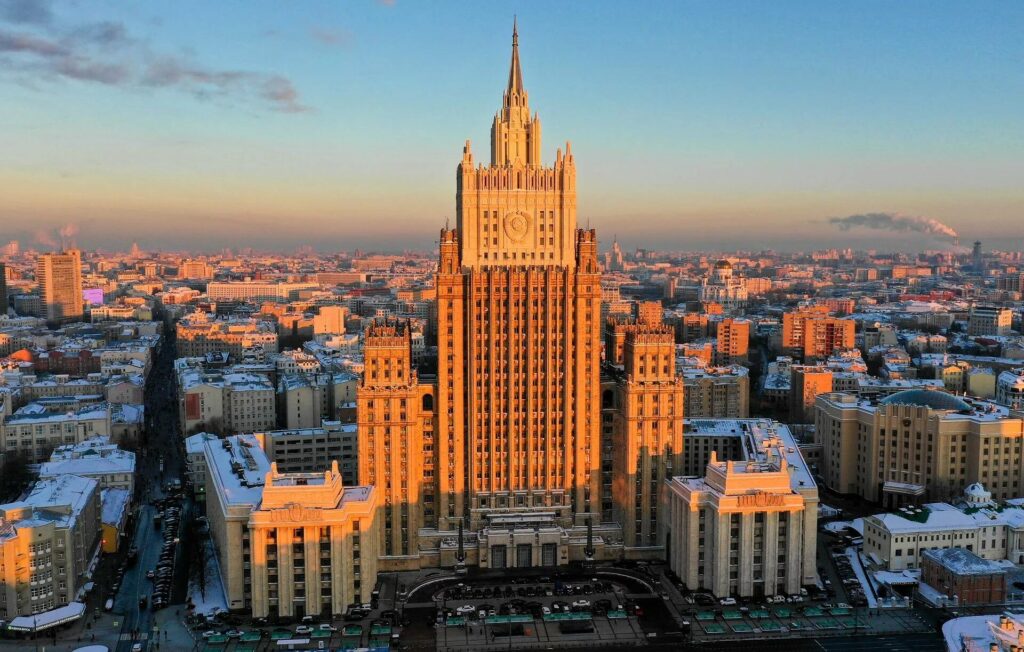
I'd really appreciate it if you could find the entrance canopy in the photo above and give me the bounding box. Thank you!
[8,602,87,632]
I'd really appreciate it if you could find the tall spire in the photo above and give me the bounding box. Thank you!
[507,17,524,95]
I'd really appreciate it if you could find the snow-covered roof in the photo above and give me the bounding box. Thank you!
[39,451,135,479]
[204,434,271,507]
[100,487,131,526]
[923,547,1007,575]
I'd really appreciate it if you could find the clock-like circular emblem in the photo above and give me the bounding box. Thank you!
[503,211,531,242]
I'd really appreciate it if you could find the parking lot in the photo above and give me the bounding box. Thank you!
[691,603,865,636]
[404,573,676,651]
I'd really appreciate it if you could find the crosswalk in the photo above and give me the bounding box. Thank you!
[119,632,149,641]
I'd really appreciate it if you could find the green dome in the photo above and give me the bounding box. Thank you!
[878,389,972,412]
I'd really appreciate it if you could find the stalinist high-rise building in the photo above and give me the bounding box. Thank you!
[359,23,680,570]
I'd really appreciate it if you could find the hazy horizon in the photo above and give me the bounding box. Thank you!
[2,1,1021,253]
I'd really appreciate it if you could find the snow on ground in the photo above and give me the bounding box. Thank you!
[824,518,864,535]
[872,569,920,586]
[844,546,878,608]
[942,614,1024,652]
[188,537,227,616]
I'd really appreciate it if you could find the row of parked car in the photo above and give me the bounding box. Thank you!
[147,497,182,610]
[446,596,626,621]
[441,579,613,602]
[830,549,869,607]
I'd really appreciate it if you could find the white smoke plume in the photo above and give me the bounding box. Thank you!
[33,223,80,249]
[827,212,958,241]
[33,228,58,248]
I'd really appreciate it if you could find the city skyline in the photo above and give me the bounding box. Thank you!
[2,1,1022,253]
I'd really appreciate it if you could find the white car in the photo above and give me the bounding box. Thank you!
[719,597,737,606]
[541,606,551,616]
[455,605,475,615]
[837,602,852,609]
[317,624,338,632]
[201,631,218,640]
[295,625,314,635]
[571,599,591,609]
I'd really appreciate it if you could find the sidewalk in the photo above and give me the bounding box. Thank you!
[154,608,198,651]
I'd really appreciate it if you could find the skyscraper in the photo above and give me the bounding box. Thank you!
[0,262,8,315]
[359,23,628,570]
[36,250,83,325]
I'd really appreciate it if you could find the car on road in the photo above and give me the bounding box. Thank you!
[201,631,218,639]
[719,597,737,606]
[295,625,314,635]
[132,644,143,652]
[455,605,475,615]
[146,570,155,579]
[317,624,338,632]
[224,630,243,638]
[571,599,591,610]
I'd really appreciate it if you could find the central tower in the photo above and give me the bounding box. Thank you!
[455,21,579,269]
[360,23,613,571]
[439,23,602,543]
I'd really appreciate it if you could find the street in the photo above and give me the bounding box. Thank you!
[114,329,190,652]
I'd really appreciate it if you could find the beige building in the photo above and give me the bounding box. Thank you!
[259,422,359,486]
[204,434,378,617]
[38,436,135,493]
[206,281,318,302]
[997,369,1024,410]
[313,305,348,336]
[0,474,101,620]
[815,390,1024,506]
[968,305,1013,336]
[176,313,279,359]
[1,403,112,463]
[177,259,214,280]
[862,495,1021,572]
[36,250,83,325]
[179,370,275,436]
[277,372,357,430]
[665,419,818,598]
[681,365,750,419]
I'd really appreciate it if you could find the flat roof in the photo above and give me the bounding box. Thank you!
[205,434,271,507]
[679,418,816,492]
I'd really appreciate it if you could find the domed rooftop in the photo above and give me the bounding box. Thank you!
[714,260,732,269]
[965,482,988,497]
[878,389,972,412]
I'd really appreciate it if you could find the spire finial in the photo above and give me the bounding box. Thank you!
[507,17,524,94]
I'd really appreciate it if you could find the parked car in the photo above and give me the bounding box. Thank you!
[720,597,737,606]
[295,625,314,635]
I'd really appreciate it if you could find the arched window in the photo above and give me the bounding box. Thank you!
[422,393,434,412]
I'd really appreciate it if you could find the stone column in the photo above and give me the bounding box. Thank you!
[716,512,731,597]
[785,509,803,595]
[763,511,780,596]
[739,512,754,596]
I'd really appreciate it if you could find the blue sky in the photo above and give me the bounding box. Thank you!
[1,0,1022,252]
